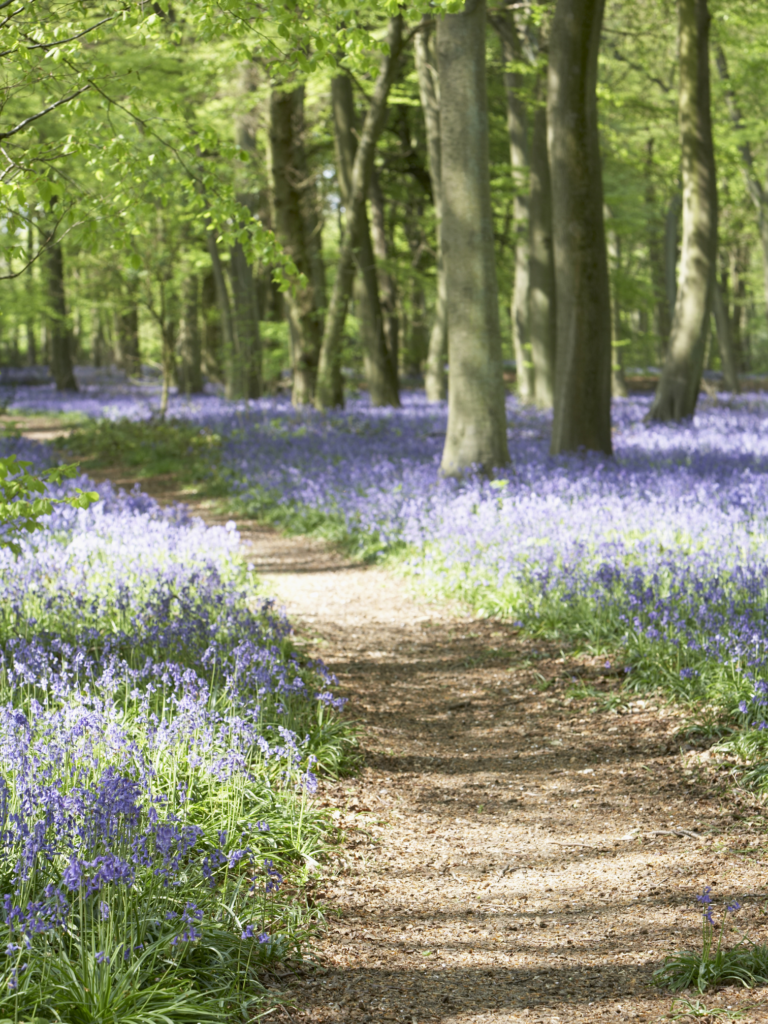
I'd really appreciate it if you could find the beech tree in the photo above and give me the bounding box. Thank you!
[649,0,717,422]
[437,0,509,475]
[548,0,612,455]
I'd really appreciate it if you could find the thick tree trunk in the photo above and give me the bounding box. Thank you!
[645,139,673,361]
[316,17,405,411]
[649,0,717,422]
[712,277,739,392]
[177,274,203,394]
[229,240,261,398]
[330,74,398,407]
[414,18,447,401]
[437,0,509,475]
[269,85,326,406]
[528,86,557,409]
[494,10,534,403]
[547,0,612,455]
[664,194,682,320]
[43,238,77,391]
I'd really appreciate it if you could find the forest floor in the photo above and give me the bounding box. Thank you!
[15,434,768,1024]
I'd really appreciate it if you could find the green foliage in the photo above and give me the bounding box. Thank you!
[0,456,97,554]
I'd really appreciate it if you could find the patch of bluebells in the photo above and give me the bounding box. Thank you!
[16,385,768,734]
[0,442,347,1010]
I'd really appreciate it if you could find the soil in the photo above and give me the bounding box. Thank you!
[8,441,768,1024]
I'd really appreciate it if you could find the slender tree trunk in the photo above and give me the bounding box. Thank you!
[42,237,77,391]
[25,223,36,366]
[316,16,405,411]
[115,302,140,376]
[369,169,400,382]
[528,80,556,409]
[712,277,739,392]
[494,10,534,403]
[437,0,509,475]
[605,210,629,398]
[414,19,447,401]
[715,45,768,334]
[205,229,242,399]
[729,245,748,371]
[201,270,223,381]
[649,0,717,422]
[269,85,326,406]
[330,74,398,407]
[177,274,203,394]
[229,240,260,398]
[645,139,673,361]
[547,0,611,455]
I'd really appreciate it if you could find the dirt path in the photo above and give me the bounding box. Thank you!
[233,524,768,1024]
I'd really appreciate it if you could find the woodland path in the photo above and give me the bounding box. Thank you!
[233,519,768,1024]
[10,420,768,1024]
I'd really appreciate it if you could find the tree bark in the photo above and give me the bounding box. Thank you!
[605,209,629,398]
[437,0,509,475]
[414,18,447,401]
[177,274,203,394]
[369,169,400,382]
[42,236,77,391]
[715,45,768,335]
[205,229,243,399]
[269,85,326,406]
[315,17,406,411]
[547,0,612,455]
[649,0,717,422]
[494,10,534,403]
[645,139,673,361]
[663,193,682,319]
[712,277,739,392]
[528,80,557,409]
[229,239,261,398]
[115,302,140,376]
[330,73,398,407]
[201,270,223,382]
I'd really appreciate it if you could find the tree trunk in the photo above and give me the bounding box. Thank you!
[115,302,140,376]
[547,0,612,455]
[649,0,717,422]
[414,19,447,401]
[369,169,400,382]
[205,229,241,399]
[330,74,398,407]
[712,277,739,392]
[494,10,534,403]
[43,237,77,391]
[25,222,36,366]
[645,139,673,361]
[269,85,326,406]
[200,271,223,381]
[605,209,629,398]
[229,240,260,398]
[729,245,748,371]
[437,0,509,475]
[715,45,768,335]
[528,81,556,409]
[315,17,406,411]
[177,274,203,394]
[664,193,682,319]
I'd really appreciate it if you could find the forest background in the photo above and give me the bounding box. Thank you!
[0,0,765,446]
